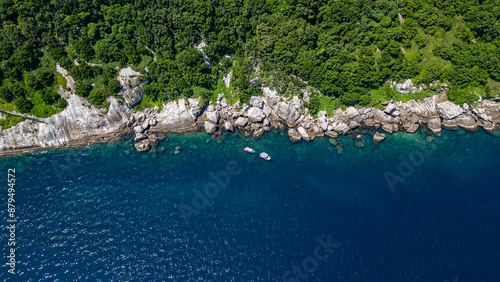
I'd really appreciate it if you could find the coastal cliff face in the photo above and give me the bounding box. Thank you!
[1,81,500,155]
[0,92,131,153]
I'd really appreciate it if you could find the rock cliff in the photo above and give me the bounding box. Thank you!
[1,75,500,155]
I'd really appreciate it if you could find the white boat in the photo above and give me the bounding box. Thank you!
[244,147,255,154]
[260,152,271,161]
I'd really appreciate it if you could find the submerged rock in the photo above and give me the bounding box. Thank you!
[354,141,365,148]
[135,140,153,152]
[329,138,338,146]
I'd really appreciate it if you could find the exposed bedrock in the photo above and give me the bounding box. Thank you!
[2,80,500,154]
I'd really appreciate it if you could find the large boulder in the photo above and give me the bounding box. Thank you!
[382,124,394,134]
[134,133,147,142]
[363,119,376,128]
[275,96,303,125]
[297,127,310,141]
[288,128,302,142]
[373,132,386,144]
[135,139,153,152]
[436,101,463,120]
[223,121,234,132]
[235,117,249,127]
[317,111,329,131]
[384,104,397,115]
[246,107,266,123]
[204,121,217,134]
[249,96,264,109]
[333,122,349,135]
[206,110,219,124]
[427,117,441,134]
[263,87,280,107]
[325,131,339,139]
[345,107,359,119]
[134,125,144,134]
[455,115,478,132]
[348,120,360,129]
[155,99,197,132]
[407,123,419,133]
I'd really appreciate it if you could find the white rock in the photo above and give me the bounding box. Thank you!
[249,96,264,109]
[134,125,144,134]
[396,79,423,95]
[204,121,217,134]
[384,104,397,115]
[223,121,233,132]
[297,127,310,141]
[345,107,359,119]
[333,122,349,134]
[246,107,265,123]
[436,101,463,120]
[235,117,249,127]
[206,110,220,124]
[263,87,280,107]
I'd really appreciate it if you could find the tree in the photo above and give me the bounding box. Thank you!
[14,96,33,113]
[89,90,105,106]
[107,79,122,93]
[0,87,14,102]
[75,81,92,97]
[56,98,67,109]
[307,95,321,117]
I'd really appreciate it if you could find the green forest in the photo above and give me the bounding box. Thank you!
[1,0,500,127]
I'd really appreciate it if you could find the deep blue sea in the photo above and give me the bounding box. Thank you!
[1,128,500,281]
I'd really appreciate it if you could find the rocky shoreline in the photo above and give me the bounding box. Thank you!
[129,86,500,152]
[1,80,499,156]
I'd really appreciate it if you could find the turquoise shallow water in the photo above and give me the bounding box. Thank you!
[1,128,500,281]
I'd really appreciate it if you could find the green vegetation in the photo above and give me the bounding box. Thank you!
[1,0,500,128]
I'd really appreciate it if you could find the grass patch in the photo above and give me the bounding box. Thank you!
[55,74,69,91]
[447,86,483,105]
[31,104,59,118]
[487,79,500,97]
[131,55,153,73]
[0,101,24,130]
[0,114,24,130]
[318,96,337,117]
[133,95,163,112]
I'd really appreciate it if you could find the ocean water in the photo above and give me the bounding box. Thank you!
[1,128,500,281]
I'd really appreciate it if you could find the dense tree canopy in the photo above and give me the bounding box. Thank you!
[1,0,499,116]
